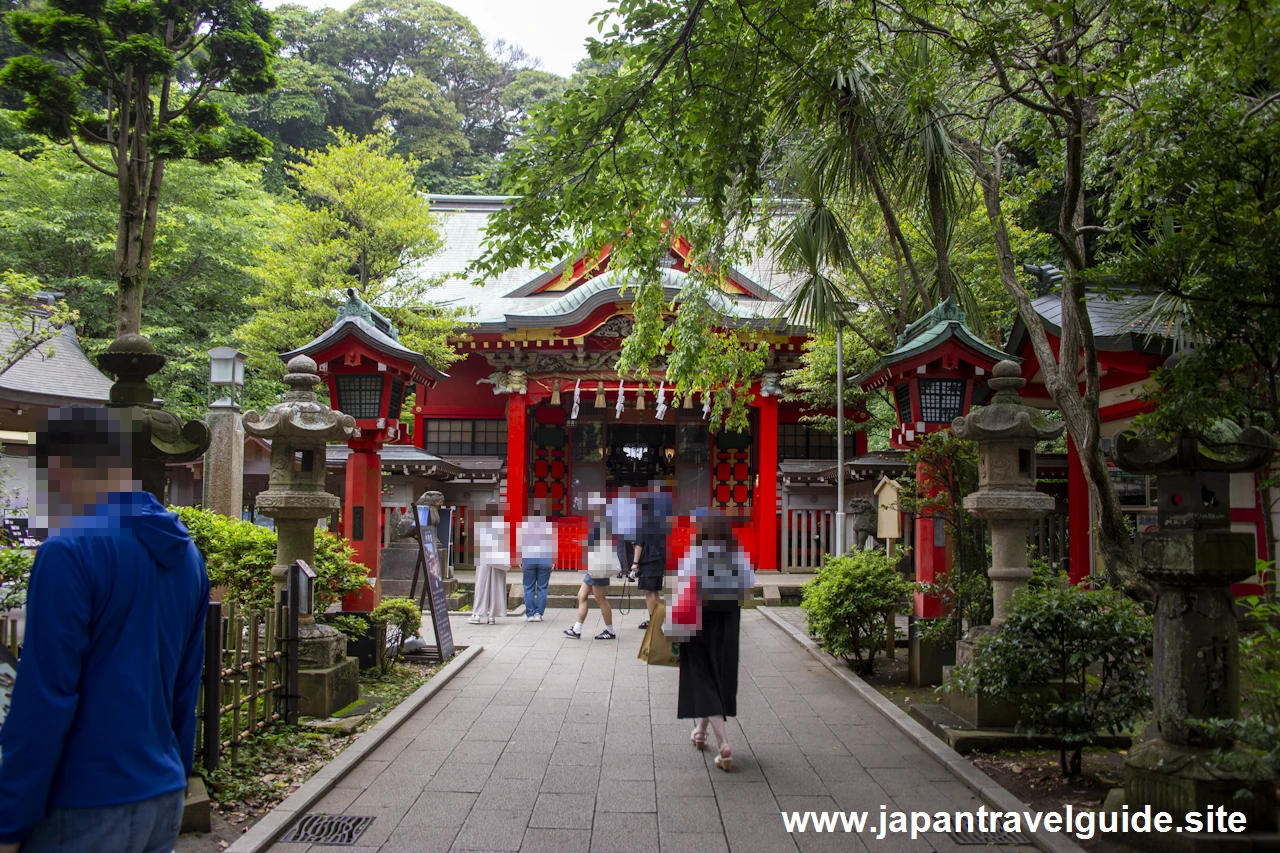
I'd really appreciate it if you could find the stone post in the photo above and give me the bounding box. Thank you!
[943,360,1062,727]
[243,356,360,718]
[1112,422,1277,844]
[202,400,244,519]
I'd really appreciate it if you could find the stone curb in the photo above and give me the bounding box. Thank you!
[224,643,483,853]
[758,607,1087,853]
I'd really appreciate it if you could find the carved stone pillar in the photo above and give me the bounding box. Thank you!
[944,360,1062,726]
[1112,422,1277,844]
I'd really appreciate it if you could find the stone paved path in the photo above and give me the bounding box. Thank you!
[267,608,988,853]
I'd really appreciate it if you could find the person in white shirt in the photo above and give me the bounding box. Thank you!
[516,499,556,621]
[564,494,616,640]
[469,503,509,625]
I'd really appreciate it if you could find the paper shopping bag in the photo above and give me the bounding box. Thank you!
[637,600,681,667]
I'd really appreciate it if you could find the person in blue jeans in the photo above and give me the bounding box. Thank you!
[0,408,210,853]
[516,499,555,621]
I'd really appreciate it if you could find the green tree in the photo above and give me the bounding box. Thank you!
[949,578,1153,777]
[1095,1,1280,561]
[233,0,562,193]
[0,138,284,418]
[237,130,461,384]
[0,0,278,338]
[801,548,914,675]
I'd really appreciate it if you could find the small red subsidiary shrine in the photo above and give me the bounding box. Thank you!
[283,289,448,608]
[403,196,872,572]
[1007,274,1272,593]
[854,298,1009,620]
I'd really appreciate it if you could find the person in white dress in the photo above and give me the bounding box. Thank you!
[469,503,509,625]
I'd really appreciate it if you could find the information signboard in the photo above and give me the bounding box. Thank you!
[415,504,455,661]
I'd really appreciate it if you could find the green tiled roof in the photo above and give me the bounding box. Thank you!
[853,298,1010,387]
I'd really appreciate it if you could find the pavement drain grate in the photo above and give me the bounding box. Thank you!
[948,830,1033,846]
[281,814,375,845]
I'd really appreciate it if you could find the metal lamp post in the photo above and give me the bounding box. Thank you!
[835,324,846,555]
[202,347,247,519]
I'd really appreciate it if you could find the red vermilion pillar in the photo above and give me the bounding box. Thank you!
[506,393,529,563]
[343,437,383,611]
[1066,435,1091,585]
[912,459,952,619]
[753,395,779,570]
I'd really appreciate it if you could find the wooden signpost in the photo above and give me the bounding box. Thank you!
[875,476,903,659]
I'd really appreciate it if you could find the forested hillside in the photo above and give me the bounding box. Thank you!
[0,0,575,415]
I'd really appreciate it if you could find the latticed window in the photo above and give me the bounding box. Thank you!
[388,378,406,421]
[778,424,857,460]
[334,375,383,419]
[894,383,913,424]
[424,419,508,457]
[918,379,965,423]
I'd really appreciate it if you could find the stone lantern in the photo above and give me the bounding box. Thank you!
[98,333,210,502]
[243,355,359,719]
[942,360,1062,729]
[951,360,1063,625]
[1112,421,1277,839]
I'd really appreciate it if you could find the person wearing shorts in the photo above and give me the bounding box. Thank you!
[563,571,615,640]
[564,510,615,640]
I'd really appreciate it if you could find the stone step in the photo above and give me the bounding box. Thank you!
[380,578,459,601]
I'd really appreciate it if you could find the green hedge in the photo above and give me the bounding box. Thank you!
[173,506,369,612]
[801,548,914,675]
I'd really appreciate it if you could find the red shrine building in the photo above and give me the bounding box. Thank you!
[405,196,871,572]
[1007,274,1273,592]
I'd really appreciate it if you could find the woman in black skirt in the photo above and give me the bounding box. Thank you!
[667,511,754,772]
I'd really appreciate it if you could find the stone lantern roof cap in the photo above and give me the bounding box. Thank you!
[853,297,1012,389]
[280,289,448,384]
[951,360,1065,443]
[243,354,356,442]
[1113,420,1276,474]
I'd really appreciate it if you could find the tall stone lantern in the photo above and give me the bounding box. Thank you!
[1113,421,1277,839]
[951,360,1063,624]
[942,360,1062,729]
[98,333,210,502]
[243,355,360,719]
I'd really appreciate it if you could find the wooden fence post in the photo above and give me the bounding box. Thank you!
[201,601,222,772]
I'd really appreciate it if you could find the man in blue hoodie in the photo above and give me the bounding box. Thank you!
[0,408,210,853]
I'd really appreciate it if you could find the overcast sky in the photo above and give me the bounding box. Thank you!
[265,0,607,78]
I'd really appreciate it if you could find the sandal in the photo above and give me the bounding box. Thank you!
[691,729,707,751]
[714,746,733,772]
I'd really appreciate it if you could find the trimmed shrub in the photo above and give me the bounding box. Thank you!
[370,596,424,673]
[801,548,914,675]
[948,575,1152,776]
[0,543,32,612]
[173,506,368,612]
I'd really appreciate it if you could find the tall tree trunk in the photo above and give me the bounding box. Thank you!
[112,68,155,338]
[965,141,1142,593]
